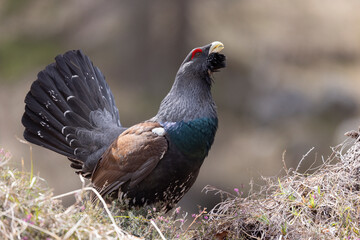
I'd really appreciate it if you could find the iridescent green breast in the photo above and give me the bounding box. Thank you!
[163,118,218,159]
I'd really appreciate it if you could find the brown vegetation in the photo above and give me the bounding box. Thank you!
[2,130,360,239]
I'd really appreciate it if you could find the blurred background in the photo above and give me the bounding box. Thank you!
[1,0,360,214]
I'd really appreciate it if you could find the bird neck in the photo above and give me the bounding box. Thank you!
[154,72,217,123]
[152,70,218,160]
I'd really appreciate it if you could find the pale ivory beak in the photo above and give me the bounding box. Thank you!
[209,41,224,54]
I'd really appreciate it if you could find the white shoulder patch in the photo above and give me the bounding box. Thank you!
[152,127,166,136]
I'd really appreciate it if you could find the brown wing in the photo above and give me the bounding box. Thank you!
[91,122,168,196]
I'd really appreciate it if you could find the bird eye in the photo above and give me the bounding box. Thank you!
[191,48,203,60]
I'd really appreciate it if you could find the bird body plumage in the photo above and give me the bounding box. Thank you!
[162,117,218,160]
[22,42,226,211]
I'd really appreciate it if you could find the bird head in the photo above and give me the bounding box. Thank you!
[178,41,226,83]
[155,41,226,122]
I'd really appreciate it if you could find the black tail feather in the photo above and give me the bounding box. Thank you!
[66,96,92,120]
[24,94,66,132]
[22,108,67,145]
[22,50,125,175]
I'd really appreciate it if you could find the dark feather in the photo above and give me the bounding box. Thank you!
[22,50,125,175]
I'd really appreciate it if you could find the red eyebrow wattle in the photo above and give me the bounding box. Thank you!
[191,48,203,60]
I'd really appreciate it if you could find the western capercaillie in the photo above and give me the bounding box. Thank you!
[22,41,226,211]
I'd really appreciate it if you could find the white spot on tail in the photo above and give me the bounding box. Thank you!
[64,110,71,117]
[69,139,75,146]
[61,126,67,134]
[40,121,49,128]
[39,112,49,122]
[67,96,75,101]
[71,75,79,79]
[152,127,166,136]
[48,90,59,102]
[45,100,51,109]
[37,131,44,138]
[65,133,71,141]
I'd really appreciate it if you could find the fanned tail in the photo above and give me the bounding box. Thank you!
[22,50,125,176]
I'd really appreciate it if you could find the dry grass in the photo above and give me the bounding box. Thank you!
[0,147,193,239]
[195,133,360,239]
[2,131,360,239]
